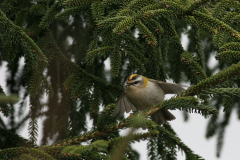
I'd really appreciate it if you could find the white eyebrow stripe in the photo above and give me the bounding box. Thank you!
[134,77,142,82]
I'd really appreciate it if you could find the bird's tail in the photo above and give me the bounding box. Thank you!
[155,110,176,125]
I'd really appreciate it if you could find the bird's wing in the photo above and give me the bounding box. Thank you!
[113,93,137,117]
[149,79,186,94]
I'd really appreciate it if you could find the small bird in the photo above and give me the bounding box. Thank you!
[113,74,185,125]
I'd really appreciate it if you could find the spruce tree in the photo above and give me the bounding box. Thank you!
[0,0,239,159]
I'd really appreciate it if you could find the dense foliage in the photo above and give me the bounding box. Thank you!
[0,0,240,159]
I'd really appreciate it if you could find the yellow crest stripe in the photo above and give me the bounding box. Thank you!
[143,76,148,88]
[129,74,137,80]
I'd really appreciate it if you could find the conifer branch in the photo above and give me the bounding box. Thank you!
[64,0,94,7]
[222,12,238,25]
[216,51,240,60]
[110,47,121,77]
[157,126,204,159]
[18,154,38,160]
[122,46,146,73]
[187,16,218,35]
[113,17,135,35]
[187,25,206,71]
[193,12,240,39]
[55,5,89,19]
[220,42,240,51]
[0,10,48,64]
[213,31,224,48]
[89,87,101,125]
[91,1,105,21]
[45,31,124,93]
[97,16,129,28]
[39,146,65,158]
[49,118,201,159]
[140,1,185,15]
[161,16,184,83]
[147,136,158,159]
[52,97,217,147]
[201,88,240,96]
[0,147,54,159]
[135,19,157,45]
[181,52,208,81]
[86,46,113,64]
[122,43,147,63]
[187,0,212,13]
[181,61,240,96]
[39,0,64,29]
[61,140,109,159]
[128,0,155,11]
[213,0,240,20]
[146,97,218,116]
[2,0,240,159]
[0,128,31,147]
[109,130,159,147]
[111,126,158,159]
[28,96,39,146]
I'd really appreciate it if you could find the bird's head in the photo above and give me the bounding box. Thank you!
[125,74,148,88]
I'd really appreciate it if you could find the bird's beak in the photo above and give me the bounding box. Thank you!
[125,83,130,87]
[125,80,132,87]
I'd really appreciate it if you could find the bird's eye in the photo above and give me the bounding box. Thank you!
[133,81,139,85]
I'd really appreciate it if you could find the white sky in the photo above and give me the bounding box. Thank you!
[0,34,239,160]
